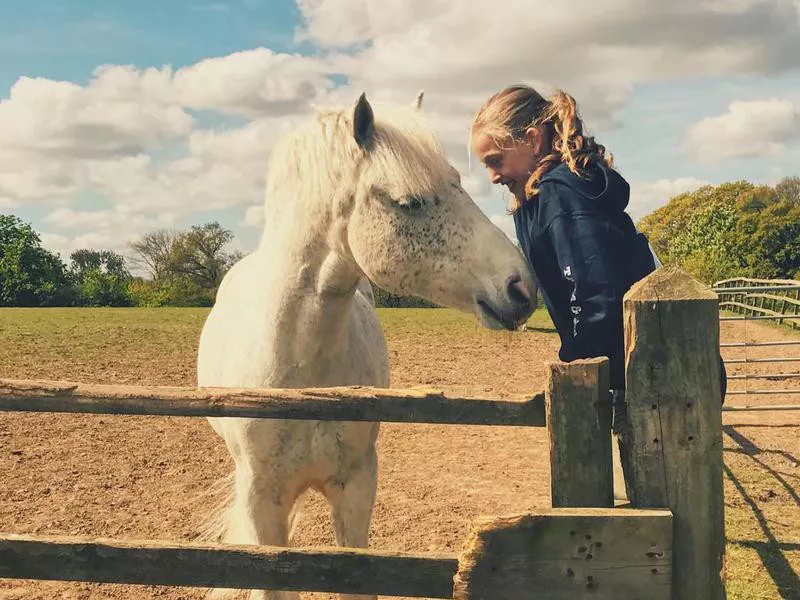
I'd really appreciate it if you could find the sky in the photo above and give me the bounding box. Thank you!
[1,0,800,264]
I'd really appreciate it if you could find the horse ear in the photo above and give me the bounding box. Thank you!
[353,92,375,149]
[413,90,424,111]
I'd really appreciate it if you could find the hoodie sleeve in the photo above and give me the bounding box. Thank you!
[544,210,624,363]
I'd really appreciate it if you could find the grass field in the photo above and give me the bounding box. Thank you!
[0,307,798,599]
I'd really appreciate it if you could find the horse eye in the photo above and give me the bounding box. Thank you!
[409,198,422,210]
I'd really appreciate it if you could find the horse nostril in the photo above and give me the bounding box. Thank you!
[506,275,532,308]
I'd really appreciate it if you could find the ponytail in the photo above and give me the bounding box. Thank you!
[524,90,613,201]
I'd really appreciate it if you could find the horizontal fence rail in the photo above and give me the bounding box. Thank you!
[714,278,800,329]
[714,277,800,406]
[728,373,800,380]
[0,534,459,598]
[721,341,800,348]
[724,357,800,364]
[0,508,674,599]
[720,314,800,322]
[714,285,800,293]
[0,379,546,427]
[722,403,800,410]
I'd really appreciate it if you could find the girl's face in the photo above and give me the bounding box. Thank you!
[471,128,542,202]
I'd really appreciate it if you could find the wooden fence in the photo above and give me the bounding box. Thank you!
[0,266,726,599]
[713,277,800,407]
[714,277,800,330]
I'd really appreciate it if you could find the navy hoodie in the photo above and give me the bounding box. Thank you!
[514,162,726,397]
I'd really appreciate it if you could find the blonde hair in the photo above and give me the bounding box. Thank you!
[471,85,613,212]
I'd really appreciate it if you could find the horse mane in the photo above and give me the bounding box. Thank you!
[264,101,453,210]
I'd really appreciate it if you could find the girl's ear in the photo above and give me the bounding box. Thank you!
[525,126,546,156]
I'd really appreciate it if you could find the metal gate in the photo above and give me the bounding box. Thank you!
[713,278,800,411]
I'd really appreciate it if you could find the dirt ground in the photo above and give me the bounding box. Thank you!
[0,308,797,600]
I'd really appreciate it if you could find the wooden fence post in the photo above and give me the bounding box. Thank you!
[546,357,613,508]
[619,266,726,600]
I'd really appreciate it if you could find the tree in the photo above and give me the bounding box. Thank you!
[126,222,242,306]
[0,215,72,306]
[129,229,178,281]
[69,249,132,307]
[168,222,241,290]
[638,181,800,283]
[775,175,800,204]
[70,249,130,280]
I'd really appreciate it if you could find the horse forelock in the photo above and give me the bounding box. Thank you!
[264,103,452,209]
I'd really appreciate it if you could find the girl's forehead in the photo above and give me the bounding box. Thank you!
[471,130,501,158]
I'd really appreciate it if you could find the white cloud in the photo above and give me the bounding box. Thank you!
[45,208,115,229]
[301,0,800,127]
[39,233,72,260]
[295,0,450,48]
[0,49,327,212]
[0,68,191,158]
[173,48,335,118]
[684,98,800,162]
[242,205,265,227]
[3,1,800,259]
[628,177,711,220]
[41,230,133,264]
[40,207,182,266]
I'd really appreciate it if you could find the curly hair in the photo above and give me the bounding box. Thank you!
[471,85,613,212]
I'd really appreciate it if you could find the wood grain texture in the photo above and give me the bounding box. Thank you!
[621,266,727,600]
[0,533,458,597]
[0,379,545,426]
[453,507,672,600]
[546,358,613,508]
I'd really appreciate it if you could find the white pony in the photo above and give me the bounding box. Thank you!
[196,93,536,600]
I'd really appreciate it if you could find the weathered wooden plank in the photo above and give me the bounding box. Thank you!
[719,300,800,320]
[546,358,613,508]
[746,293,800,309]
[0,533,458,597]
[714,276,800,287]
[621,266,727,600]
[0,379,545,427]
[452,507,673,600]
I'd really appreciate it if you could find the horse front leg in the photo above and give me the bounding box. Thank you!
[324,446,378,600]
[225,465,299,600]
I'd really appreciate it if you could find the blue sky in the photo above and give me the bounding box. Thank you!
[1,0,799,264]
[0,1,301,87]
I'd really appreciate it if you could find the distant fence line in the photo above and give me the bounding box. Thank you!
[713,277,800,402]
[713,277,800,329]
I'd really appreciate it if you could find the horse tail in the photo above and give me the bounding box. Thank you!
[188,471,245,599]
[195,470,235,545]
[287,491,307,544]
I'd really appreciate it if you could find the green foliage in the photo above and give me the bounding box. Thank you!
[126,277,214,307]
[0,215,73,306]
[775,175,800,203]
[637,179,800,284]
[70,249,133,307]
[128,221,240,306]
[168,222,241,290]
[75,269,133,307]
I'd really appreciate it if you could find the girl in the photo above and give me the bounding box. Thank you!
[470,85,725,499]
[470,84,658,392]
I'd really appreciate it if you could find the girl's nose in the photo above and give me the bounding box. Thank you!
[490,169,502,184]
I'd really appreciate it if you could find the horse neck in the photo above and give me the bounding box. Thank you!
[256,194,363,373]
